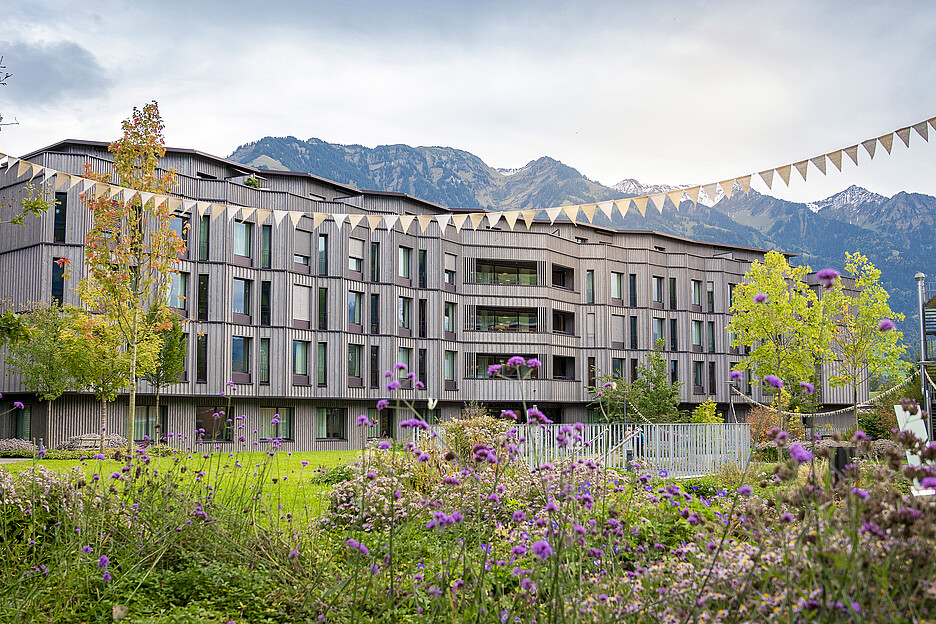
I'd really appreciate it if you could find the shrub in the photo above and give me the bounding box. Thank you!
[0,438,36,452]
[441,414,512,463]
[56,433,128,451]
[690,399,722,423]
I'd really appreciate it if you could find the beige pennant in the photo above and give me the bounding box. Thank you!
[701,183,720,204]
[171,198,186,212]
[181,200,196,213]
[877,133,894,155]
[239,206,256,220]
[289,211,305,227]
[67,173,82,190]
[896,126,911,148]
[632,196,648,217]
[436,214,451,232]
[469,212,486,230]
[139,191,154,206]
[580,203,597,222]
[5,157,19,175]
[17,160,31,177]
[826,150,843,171]
[616,199,630,217]
[254,208,272,224]
[793,160,809,181]
[195,202,209,217]
[28,163,42,181]
[521,209,537,229]
[486,212,503,228]
[501,211,520,230]
[929,117,936,132]
[310,212,327,228]
[417,214,434,232]
[545,207,562,224]
[912,121,929,142]
[451,213,469,232]
[809,155,827,175]
[81,178,96,194]
[383,215,399,230]
[718,179,735,199]
[365,214,382,230]
[398,214,415,232]
[54,172,70,190]
[597,201,614,218]
[776,165,792,186]
[667,190,684,211]
[347,214,365,229]
[844,145,860,166]
[861,138,877,159]
[736,175,752,195]
[685,186,701,205]
[93,183,109,199]
[210,204,226,222]
[153,195,168,209]
[331,213,346,228]
[562,205,580,222]
[757,169,774,190]
[649,193,667,213]
[123,188,139,203]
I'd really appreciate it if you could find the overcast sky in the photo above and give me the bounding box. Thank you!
[2,0,935,204]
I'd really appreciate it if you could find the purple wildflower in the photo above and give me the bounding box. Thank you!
[506,356,527,368]
[394,362,408,371]
[386,380,401,391]
[737,485,753,496]
[763,375,784,389]
[816,268,840,288]
[531,539,554,560]
[788,443,814,463]
[526,357,542,368]
[102,571,111,581]
[921,476,936,489]
[853,430,869,442]
[878,318,896,332]
[799,381,815,394]
[13,401,24,409]
[729,370,743,382]
[754,293,767,303]
[376,399,390,411]
[82,546,93,554]
[512,510,527,523]
[356,414,371,427]
[288,548,299,559]
[98,555,109,570]
[347,539,369,556]
[378,441,391,450]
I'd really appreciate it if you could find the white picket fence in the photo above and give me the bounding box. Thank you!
[416,422,750,479]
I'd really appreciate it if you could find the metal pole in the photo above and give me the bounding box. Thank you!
[915,272,929,435]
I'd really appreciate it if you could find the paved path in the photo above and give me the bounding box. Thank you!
[0,458,29,464]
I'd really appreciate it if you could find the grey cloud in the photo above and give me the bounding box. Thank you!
[1,40,111,106]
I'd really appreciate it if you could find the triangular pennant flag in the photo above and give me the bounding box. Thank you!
[4,157,18,175]
[844,145,860,166]
[123,188,139,203]
[94,183,109,199]
[181,199,195,213]
[330,213,346,228]
[912,121,929,142]
[312,212,328,229]
[758,170,774,190]
[435,214,451,231]
[793,160,809,182]
[417,214,434,232]
[878,133,894,154]
[17,160,30,177]
[685,186,702,205]
[289,211,305,227]
[701,183,720,204]
[66,175,82,191]
[615,199,629,217]
[649,193,667,213]
[776,165,792,186]
[28,163,42,181]
[196,202,209,217]
[272,210,287,225]
[398,214,415,232]
[502,211,520,230]
[562,205,580,222]
[809,155,827,175]
[486,212,503,228]
[896,127,911,148]
[80,178,95,193]
[545,207,562,224]
[861,138,877,159]
[736,175,752,195]
[153,195,168,209]
[254,208,272,224]
[469,212,486,230]
[239,206,256,220]
[451,214,469,232]
[632,196,648,216]
[597,201,614,218]
[521,209,537,229]
[383,215,398,230]
[580,203,597,222]
[171,198,186,212]
[226,205,239,221]
[826,150,843,171]
[210,204,226,221]
[718,179,735,199]
[347,214,365,229]
[54,172,70,190]
[364,215,382,229]
[929,117,936,132]
[139,191,154,206]
[667,190,684,211]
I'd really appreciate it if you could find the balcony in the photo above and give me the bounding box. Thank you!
[474,307,538,333]
[475,260,538,286]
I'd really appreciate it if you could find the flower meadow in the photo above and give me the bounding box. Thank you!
[3,365,936,623]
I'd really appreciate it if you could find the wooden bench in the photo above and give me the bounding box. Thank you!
[74,436,105,451]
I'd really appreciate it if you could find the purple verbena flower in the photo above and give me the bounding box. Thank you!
[788,443,814,462]
[288,548,299,558]
[487,364,503,376]
[13,401,24,409]
[376,399,390,411]
[526,357,542,368]
[754,293,767,303]
[737,485,753,496]
[531,539,554,560]
[729,370,743,382]
[799,381,815,394]
[878,318,896,332]
[763,375,783,389]
[356,414,371,427]
[98,555,109,570]
[506,356,527,368]
[816,268,840,288]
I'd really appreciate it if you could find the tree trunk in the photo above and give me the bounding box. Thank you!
[127,311,138,453]
[99,398,107,454]
[154,386,161,445]
[853,386,859,436]
[46,399,53,452]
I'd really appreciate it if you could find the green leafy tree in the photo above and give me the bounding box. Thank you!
[77,102,185,448]
[589,339,682,423]
[826,252,910,431]
[141,310,187,429]
[0,309,29,348]
[690,399,723,423]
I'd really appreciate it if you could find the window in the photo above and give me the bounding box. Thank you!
[195,406,229,441]
[652,318,664,346]
[692,320,703,348]
[444,253,457,285]
[259,338,270,383]
[316,407,346,439]
[135,405,167,442]
[370,242,380,281]
[418,299,427,338]
[630,359,638,382]
[293,340,308,376]
[398,297,412,330]
[232,336,251,375]
[630,316,638,349]
[708,321,716,352]
[259,407,292,440]
[234,220,252,258]
[370,294,380,334]
[444,302,456,334]
[612,358,624,378]
[444,351,456,382]
[168,272,188,309]
[629,274,638,307]
[476,261,537,286]
[418,249,427,288]
[348,291,362,326]
[670,319,678,350]
[233,278,251,317]
[53,192,67,243]
[586,313,596,346]
[476,354,540,379]
[318,234,328,275]
[418,348,428,386]
[51,258,65,304]
[652,276,664,304]
[671,360,678,384]
[348,344,362,379]
[370,346,380,388]
[198,216,210,261]
[669,277,677,309]
[170,215,188,255]
[611,272,623,300]
[260,281,271,326]
[691,280,702,307]
[729,283,737,309]
[349,238,364,273]
[709,361,717,394]
[317,342,327,385]
[294,230,311,267]
[197,275,209,321]
[585,270,595,303]
[693,361,704,390]
[397,347,412,372]
[196,334,208,382]
[293,285,310,327]
[318,287,327,330]
[552,265,574,289]
[260,224,272,268]
[588,356,596,387]
[14,404,30,440]
[707,282,715,313]
[555,310,576,335]
[553,355,574,380]
[475,307,538,332]
[398,246,411,279]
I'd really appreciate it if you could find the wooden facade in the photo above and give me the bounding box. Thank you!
[0,140,867,450]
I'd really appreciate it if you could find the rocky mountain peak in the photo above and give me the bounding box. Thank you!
[806,185,887,214]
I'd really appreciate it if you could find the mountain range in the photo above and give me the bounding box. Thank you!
[228,137,935,337]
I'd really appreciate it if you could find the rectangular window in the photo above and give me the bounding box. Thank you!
[317,342,327,385]
[729,283,737,309]
[418,348,428,386]
[15,404,31,440]
[316,407,346,439]
[397,347,412,373]
[692,320,703,348]
[234,221,252,258]
[708,320,716,352]
[293,230,311,267]
[398,297,412,330]
[318,287,328,330]
[612,357,624,378]
[692,280,702,307]
[586,313,596,346]
[611,272,623,300]
[418,249,427,288]
[629,274,638,307]
[199,216,210,261]
[370,242,380,281]
[475,307,538,332]
[399,246,411,279]
[418,299,427,338]
[444,351,456,382]
[671,360,678,384]
[51,259,65,304]
[53,192,67,243]
[134,405,167,442]
[670,318,678,350]
[318,234,328,275]
[348,291,362,325]
[370,346,380,388]
[196,406,229,441]
[370,294,380,334]
[197,275,209,321]
[293,340,309,376]
[232,336,251,374]
[630,316,638,349]
[652,276,664,303]
[259,337,270,384]
[709,361,717,394]
[168,272,188,309]
[477,261,538,285]
[588,356,596,387]
[669,277,677,309]
[476,354,540,379]
[444,253,457,285]
[444,302,456,333]
[585,270,595,303]
[259,407,292,440]
[707,282,715,312]
[630,358,638,383]
[170,215,189,256]
[233,278,251,316]
[260,281,271,325]
[652,317,664,346]
[196,334,208,382]
[260,224,272,268]
[349,238,364,273]
[693,361,704,389]
[293,285,310,327]
[348,343,362,379]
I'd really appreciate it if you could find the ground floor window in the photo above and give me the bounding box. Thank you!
[135,405,168,442]
[316,407,346,439]
[259,407,292,440]
[195,406,229,441]
[14,404,30,440]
